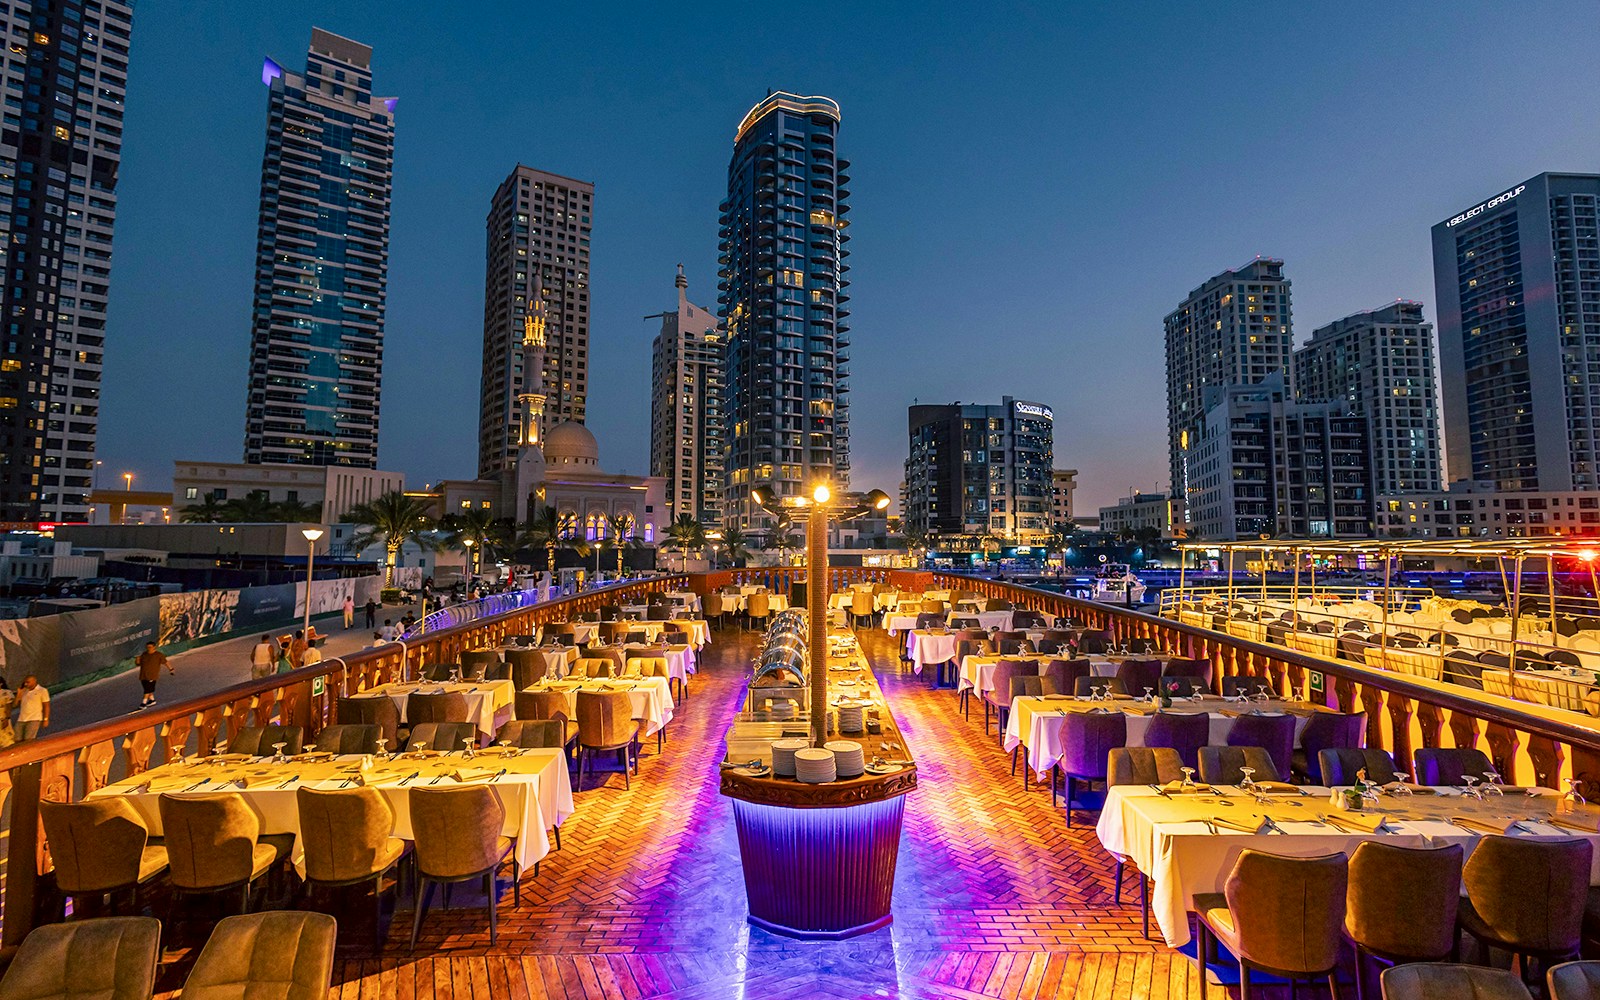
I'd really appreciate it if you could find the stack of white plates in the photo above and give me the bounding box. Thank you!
[794,747,837,784]
[770,738,810,777]
[837,704,866,733]
[768,698,796,720]
[826,740,865,778]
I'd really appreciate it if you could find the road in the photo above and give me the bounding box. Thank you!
[42,602,421,734]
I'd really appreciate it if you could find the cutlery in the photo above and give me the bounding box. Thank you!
[429,773,445,784]
[398,770,421,786]
[340,776,356,788]
[182,777,212,792]
[1147,783,1171,798]
[277,774,300,788]
[491,768,506,781]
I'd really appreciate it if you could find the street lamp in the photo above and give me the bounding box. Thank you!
[750,483,891,748]
[462,537,476,591]
[122,472,132,491]
[301,528,323,649]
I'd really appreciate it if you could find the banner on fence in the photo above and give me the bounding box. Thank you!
[0,615,61,687]
[59,597,160,685]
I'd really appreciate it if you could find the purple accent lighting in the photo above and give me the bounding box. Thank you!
[384,98,398,112]
[732,795,907,939]
[261,57,283,87]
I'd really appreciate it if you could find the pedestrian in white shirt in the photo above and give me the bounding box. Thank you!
[380,619,396,641]
[249,635,277,680]
[15,675,48,741]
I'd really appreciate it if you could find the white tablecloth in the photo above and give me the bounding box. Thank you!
[622,644,696,683]
[354,680,515,738]
[523,677,675,736]
[884,614,922,635]
[905,630,959,674]
[958,654,1055,696]
[94,749,574,875]
[1095,785,1600,947]
[1002,698,1317,782]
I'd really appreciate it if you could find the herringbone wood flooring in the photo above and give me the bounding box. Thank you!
[157,626,1226,998]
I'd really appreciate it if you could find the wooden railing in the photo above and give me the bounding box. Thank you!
[928,571,1600,801]
[0,574,686,945]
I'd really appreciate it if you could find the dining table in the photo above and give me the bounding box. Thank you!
[522,675,675,736]
[1003,696,1330,782]
[620,643,696,684]
[1096,782,1600,947]
[92,746,575,875]
[1483,666,1595,713]
[350,679,515,739]
[958,653,1056,697]
[904,629,959,674]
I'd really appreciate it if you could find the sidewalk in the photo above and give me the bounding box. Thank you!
[45,602,421,734]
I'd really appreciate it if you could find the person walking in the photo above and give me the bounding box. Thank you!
[15,675,49,741]
[289,629,308,670]
[342,595,355,629]
[250,635,277,680]
[135,641,174,708]
[0,679,17,748]
[364,599,378,629]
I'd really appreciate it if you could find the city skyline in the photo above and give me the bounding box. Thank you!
[93,3,1600,513]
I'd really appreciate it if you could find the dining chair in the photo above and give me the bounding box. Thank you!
[575,657,614,679]
[406,691,468,725]
[295,787,411,951]
[1143,711,1210,770]
[1198,746,1281,785]
[1077,631,1111,655]
[746,592,771,632]
[1114,659,1163,699]
[182,912,336,1000]
[1317,748,1399,787]
[408,785,520,949]
[1194,850,1346,1000]
[515,689,575,747]
[1459,836,1591,985]
[459,650,501,679]
[338,695,401,748]
[1106,746,1181,937]
[1443,652,1486,690]
[496,720,566,749]
[1549,961,1600,1000]
[1412,746,1495,786]
[158,792,293,919]
[39,798,168,916]
[404,722,479,753]
[1163,657,1214,685]
[421,662,455,682]
[576,690,640,789]
[1053,711,1126,824]
[228,725,305,757]
[982,659,1026,741]
[504,648,544,690]
[310,724,381,755]
[1220,675,1275,699]
[1226,713,1296,780]
[1345,841,1463,1000]
[0,916,161,1000]
[1073,675,1126,697]
[1291,711,1365,784]
[1379,964,1532,999]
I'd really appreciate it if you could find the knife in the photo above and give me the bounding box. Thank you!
[182,777,212,792]
[429,773,445,784]
[398,770,421,786]
[277,774,300,788]
[1147,783,1171,798]
[491,768,507,781]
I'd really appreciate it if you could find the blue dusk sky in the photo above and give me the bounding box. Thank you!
[102,2,1600,512]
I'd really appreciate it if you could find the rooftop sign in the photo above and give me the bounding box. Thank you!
[1447,184,1526,227]
[1014,402,1053,420]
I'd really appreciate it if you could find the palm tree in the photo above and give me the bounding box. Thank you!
[900,525,929,566]
[719,525,751,568]
[219,492,279,523]
[179,497,226,523]
[603,513,639,572]
[665,514,705,572]
[518,506,590,571]
[347,491,438,587]
[978,532,1001,565]
[273,499,324,522]
[441,508,512,579]
[769,514,799,566]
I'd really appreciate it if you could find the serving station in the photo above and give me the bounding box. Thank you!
[720,608,918,938]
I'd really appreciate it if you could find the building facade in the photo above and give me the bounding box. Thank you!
[719,92,851,529]
[1185,376,1374,541]
[903,398,1054,543]
[649,266,723,526]
[1294,301,1443,495]
[243,29,394,469]
[0,1,133,522]
[1050,469,1078,528]
[478,165,592,482]
[173,460,403,521]
[1380,482,1600,539]
[1164,259,1293,511]
[1098,493,1178,539]
[1432,173,1600,492]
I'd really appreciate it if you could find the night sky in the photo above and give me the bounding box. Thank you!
[101,2,1600,512]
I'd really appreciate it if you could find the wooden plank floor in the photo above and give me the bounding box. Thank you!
[156,625,1220,998]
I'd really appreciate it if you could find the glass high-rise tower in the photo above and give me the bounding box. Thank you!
[0,1,133,522]
[243,29,394,469]
[718,92,850,531]
[1432,173,1600,491]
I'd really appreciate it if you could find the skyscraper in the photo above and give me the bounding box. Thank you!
[243,29,394,469]
[478,166,592,483]
[0,1,133,522]
[649,266,724,526]
[1294,301,1443,494]
[1432,173,1600,491]
[903,398,1054,543]
[1164,258,1293,511]
[718,92,850,530]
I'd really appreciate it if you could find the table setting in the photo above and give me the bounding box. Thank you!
[350,677,515,738]
[522,675,675,736]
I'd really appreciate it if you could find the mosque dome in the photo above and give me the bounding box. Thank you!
[544,421,600,466]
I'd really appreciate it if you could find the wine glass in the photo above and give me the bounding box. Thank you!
[1239,765,1257,795]
[1190,683,1205,702]
[1180,766,1196,791]
[462,737,476,759]
[212,738,228,761]
[411,741,428,758]
[1562,778,1587,815]
[1462,774,1483,800]
[302,743,317,758]
[375,737,389,758]
[1483,770,1505,797]
[1254,684,1270,703]
[1143,686,1154,703]
[271,741,288,763]
[1391,772,1414,796]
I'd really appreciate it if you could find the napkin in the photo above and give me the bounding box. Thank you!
[450,769,495,783]
[1254,781,1302,795]
[1210,815,1272,834]
[1545,816,1600,835]
[1384,783,1438,795]
[1449,815,1518,835]
[1322,812,1388,833]
[316,775,363,790]
[1159,780,1204,793]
